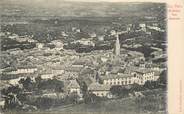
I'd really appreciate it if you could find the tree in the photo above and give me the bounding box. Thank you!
[37,78,64,91]
[84,93,101,104]
[110,85,122,96]
[144,81,153,89]
[158,70,167,85]
[144,81,159,89]
[1,85,22,96]
[35,76,42,84]
[18,77,33,91]
[130,83,146,92]
[110,85,130,97]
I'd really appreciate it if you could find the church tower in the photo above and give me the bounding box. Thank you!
[115,34,120,56]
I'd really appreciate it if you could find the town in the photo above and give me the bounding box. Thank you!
[0,1,167,114]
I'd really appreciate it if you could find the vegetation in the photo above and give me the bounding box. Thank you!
[1,77,65,111]
[110,78,167,98]
[1,37,36,51]
[84,93,104,104]
[110,85,129,97]
[135,91,166,112]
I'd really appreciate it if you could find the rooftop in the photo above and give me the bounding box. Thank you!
[126,66,153,74]
[101,73,133,80]
[65,66,83,72]
[88,82,111,91]
[66,79,80,89]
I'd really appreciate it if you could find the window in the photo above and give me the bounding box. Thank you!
[129,80,131,84]
[134,74,136,77]
[122,81,124,85]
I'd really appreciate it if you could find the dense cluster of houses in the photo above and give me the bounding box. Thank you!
[0,22,166,107]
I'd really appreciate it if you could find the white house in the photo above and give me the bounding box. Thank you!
[130,68,156,85]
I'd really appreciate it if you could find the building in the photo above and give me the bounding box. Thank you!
[88,82,111,97]
[139,23,147,32]
[3,67,38,75]
[100,66,160,86]
[16,67,38,74]
[41,74,55,80]
[73,38,95,46]
[50,40,64,50]
[89,32,97,38]
[101,73,135,86]
[97,35,104,41]
[71,61,86,68]
[127,24,133,32]
[114,34,120,56]
[65,80,81,95]
[36,43,44,49]
[129,67,156,85]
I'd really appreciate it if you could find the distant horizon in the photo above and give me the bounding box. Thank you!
[1,1,166,20]
[1,0,166,3]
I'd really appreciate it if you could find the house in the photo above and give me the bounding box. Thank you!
[73,38,95,46]
[88,82,111,97]
[61,72,79,80]
[50,66,65,75]
[129,67,156,85]
[89,32,97,38]
[4,67,38,75]
[97,35,104,41]
[128,51,145,62]
[50,40,64,50]
[9,77,25,85]
[71,61,86,68]
[8,34,19,39]
[139,23,147,32]
[65,66,83,74]
[147,26,165,32]
[36,43,44,49]
[65,80,81,95]
[16,67,38,74]
[41,93,58,99]
[41,74,55,80]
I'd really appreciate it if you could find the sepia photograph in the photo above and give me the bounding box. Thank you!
[0,0,167,114]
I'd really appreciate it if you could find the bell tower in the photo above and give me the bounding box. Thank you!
[115,34,120,56]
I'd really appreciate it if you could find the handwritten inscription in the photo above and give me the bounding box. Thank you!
[168,4,183,20]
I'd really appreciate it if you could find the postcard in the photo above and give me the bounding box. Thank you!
[0,0,183,114]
